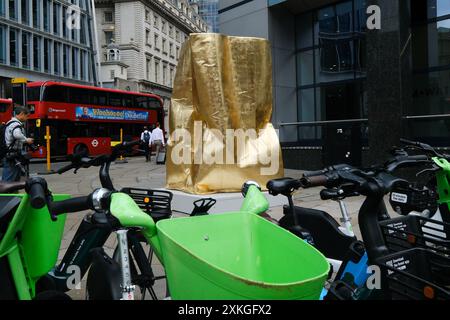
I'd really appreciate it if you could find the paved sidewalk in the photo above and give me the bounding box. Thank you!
[3,157,396,299]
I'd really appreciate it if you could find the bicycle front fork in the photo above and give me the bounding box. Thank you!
[116,230,136,300]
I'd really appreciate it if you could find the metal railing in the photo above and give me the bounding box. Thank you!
[278,113,450,128]
[279,118,368,127]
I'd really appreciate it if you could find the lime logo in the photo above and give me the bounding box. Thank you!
[92,139,99,148]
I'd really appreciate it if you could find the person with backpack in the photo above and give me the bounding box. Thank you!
[140,126,151,162]
[1,106,34,182]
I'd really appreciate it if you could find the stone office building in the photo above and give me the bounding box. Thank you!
[94,0,209,128]
[0,0,98,98]
[219,0,450,169]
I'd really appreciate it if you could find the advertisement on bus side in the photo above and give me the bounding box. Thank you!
[75,106,149,121]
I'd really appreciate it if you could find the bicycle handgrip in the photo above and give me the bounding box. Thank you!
[50,196,93,216]
[28,182,47,209]
[300,175,329,188]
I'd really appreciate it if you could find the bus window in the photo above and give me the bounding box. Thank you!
[0,103,8,113]
[91,91,107,106]
[136,96,148,109]
[69,88,90,105]
[27,87,41,102]
[149,98,161,109]
[109,93,122,107]
[123,94,134,108]
[44,86,67,102]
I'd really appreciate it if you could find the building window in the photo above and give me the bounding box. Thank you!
[146,29,151,45]
[80,51,86,80]
[79,0,87,10]
[32,0,40,28]
[21,0,29,25]
[9,0,18,21]
[163,64,167,85]
[169,25,173,38]
[146,57,151,80]
[110,69,115,80]
[63,6,68,38]
[44,38,50,72]
[72,47,79,79]
[32,35,41,71]
[294,0,368,144]
[427,0,450,19]
[105,31,114,45]
[53,42,60,75]
[63,44,69,77]
[104,11,113,23]
[0,25,6,64]
[22,31,31,69]
[154,14,159,29]
[154,34,159,50]
[408,0,450,144]
[53,3,61,36]
[43,0,50,31]
[71,24,77,42]
[162,21,167,34]
[176,46,179,58]
[80,15,87,44]
[154,60,159,82]
[169,43,173,57]
[162,38,167,54]
[9,28,18,66]
[0,1,5,17]
[145,10,150,22]
[170,67,174,86]
[176,30,180,42]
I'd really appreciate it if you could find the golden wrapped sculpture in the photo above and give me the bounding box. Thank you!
[166,33,284,194]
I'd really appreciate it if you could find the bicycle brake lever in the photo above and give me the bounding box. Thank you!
[416,165,440,177]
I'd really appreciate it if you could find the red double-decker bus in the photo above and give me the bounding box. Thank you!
[26,82,164,158]
[0,98,13,124]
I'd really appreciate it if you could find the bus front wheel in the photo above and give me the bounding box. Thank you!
[74,144,89,157]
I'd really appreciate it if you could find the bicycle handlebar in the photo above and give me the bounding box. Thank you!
[399,138,444,158]
[49,196,94,216]
[57,163,77,174]
[303,164,353,178]
[384,154,430,173]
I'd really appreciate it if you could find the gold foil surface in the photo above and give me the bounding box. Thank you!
[166,33,284,194]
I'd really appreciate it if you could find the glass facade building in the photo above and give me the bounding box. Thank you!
[0,0,97,98]
[190,0,219,32]
[409,0,450,145]
[295,0,368,145]
[220,0,450,169]
[295,0,450,147]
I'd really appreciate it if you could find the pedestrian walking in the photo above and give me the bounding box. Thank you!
[150,122,165,164]
[140,126,151,162]
[1,106,34,182]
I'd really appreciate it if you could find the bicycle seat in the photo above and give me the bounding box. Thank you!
[267,178,302,196]
[0,181,26,194]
